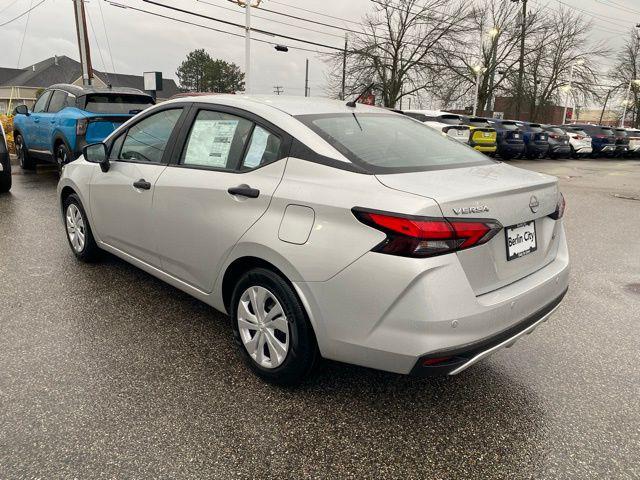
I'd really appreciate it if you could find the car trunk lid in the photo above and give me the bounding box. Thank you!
[376,162,561,295]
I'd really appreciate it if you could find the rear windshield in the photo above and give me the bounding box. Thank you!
[614,129,627,137]
[296,113,493,173]
[500,122,519,131]
[546,127,565,134]
[82,94,154,114]
[600,128,615,136]
[527,124,543,133]
[438,115,463,125]
[468,118,490,127]
[567,128,587,136]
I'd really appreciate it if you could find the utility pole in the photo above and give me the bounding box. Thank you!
[341,33,348,100]
[599,89,613,125]
[305,59,309,97]
[274,86,283,95]
[245,0,252,94]
[513,0,527,120]
[73,0,93,86]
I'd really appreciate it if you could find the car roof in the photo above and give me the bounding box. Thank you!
[164,94,390,117]
[48,83,149,97]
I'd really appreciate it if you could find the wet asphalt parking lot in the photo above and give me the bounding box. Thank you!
[0,157,639,479]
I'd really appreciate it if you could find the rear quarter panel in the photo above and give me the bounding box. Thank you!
[52,107,86,153]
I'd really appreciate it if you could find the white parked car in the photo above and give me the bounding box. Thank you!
[625,129,640,155]
[403,109,471,144]
[58,96,569,384]
[560,125,593,157]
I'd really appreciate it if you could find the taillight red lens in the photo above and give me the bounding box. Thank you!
[353,209,502,258]
[549,193,566,220]
[575,135,584,140]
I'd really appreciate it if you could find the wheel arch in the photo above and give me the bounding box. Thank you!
[52,134,73,160]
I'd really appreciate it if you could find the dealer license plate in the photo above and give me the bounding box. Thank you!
[505,221,537,261]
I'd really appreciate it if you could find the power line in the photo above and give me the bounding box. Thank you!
[143,0,346,51]
[196,0,344,39]
[595,0,640,15]
[85,3,111,85]
[97,0,117,74]
[0,0,21,16]
[107,2,324,54]
[268,0,362,26]
[16,0,34,68]
[0,0,46,27]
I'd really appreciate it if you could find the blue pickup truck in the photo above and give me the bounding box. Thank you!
[13,84,154,172]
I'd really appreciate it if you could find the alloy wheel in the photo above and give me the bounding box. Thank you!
[66,204,86,253]
[237,286,289,369]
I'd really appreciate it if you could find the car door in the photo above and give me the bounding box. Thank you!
[152,106,290,293]
[89,106,186,267]
[44,90,68,152]
[24,90,52,152]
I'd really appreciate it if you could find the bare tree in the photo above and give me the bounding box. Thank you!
[436,0,531,112]
[325,0,470,108]
[609,29,640,127]
[515,8,607,122]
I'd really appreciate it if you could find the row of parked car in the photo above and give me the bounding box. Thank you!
[401,109,640,161]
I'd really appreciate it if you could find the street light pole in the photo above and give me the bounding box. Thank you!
[620,80,640,128]
[513,0,527,120]
[562,60,583,124]
[305,58,309,97]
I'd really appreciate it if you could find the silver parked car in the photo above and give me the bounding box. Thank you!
[57,96,570,384]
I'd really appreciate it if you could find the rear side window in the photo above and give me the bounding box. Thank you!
[47,91,68,113]
[241,125,282,170]
[119,109,182,163]
[83,94,154,114]
[297,113,492,173]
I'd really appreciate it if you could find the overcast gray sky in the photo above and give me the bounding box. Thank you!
[1,0,637,98]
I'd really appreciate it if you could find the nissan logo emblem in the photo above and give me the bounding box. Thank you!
[529,195,540,213]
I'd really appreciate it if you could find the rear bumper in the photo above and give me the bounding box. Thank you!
[549,144,571,154]
[297,222,570,375]
[497,143,525,156]
[595,144,616,154]
[410,288,566,376]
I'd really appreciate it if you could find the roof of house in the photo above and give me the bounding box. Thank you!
[0,56,179,98]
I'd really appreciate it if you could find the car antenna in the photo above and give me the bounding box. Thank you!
[346,83,375,108]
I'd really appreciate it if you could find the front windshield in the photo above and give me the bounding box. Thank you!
[296,113,493,173]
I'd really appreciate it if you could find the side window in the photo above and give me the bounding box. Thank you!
[109,134,125,159]
[241,125,282,170]
[119,109,182,163]
[181,110,253,169]
[33,91,52,113]
[47,91,68,113]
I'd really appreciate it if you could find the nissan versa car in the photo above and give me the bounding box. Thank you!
[57,96,570,384]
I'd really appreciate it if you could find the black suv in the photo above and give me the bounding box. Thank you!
[0,122,10,193]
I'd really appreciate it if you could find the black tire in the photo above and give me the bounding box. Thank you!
[62,193,101,262]
[230,268,319,385]
[0,158,10,193]
[55,142,71,176]
[15,133,36,171]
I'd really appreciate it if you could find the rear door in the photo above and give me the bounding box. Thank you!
[89,106,185,267]
[25,90,52,152]
[44,90,69,152]
[152,105,290,293]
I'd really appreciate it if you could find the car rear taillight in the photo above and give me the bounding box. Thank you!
[76,118,88,136]
[548,193,566,220]
[575,135,584,140]
[549,133,558,139]
[352,208,502,258]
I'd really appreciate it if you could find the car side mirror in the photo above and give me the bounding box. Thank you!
[83,143,110,172]
[15,104,29,116]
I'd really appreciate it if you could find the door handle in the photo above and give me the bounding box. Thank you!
[133,179,152,190]
[228,185,260,198]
